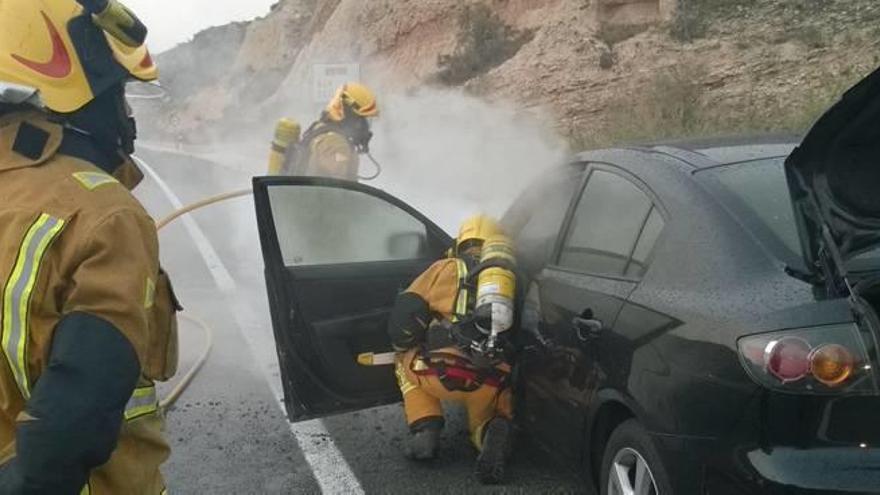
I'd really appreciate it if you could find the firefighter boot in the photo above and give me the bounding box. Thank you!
[475,417,513,484]
[405,422,441,461]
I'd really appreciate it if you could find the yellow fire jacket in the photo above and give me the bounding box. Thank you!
[406,258,461,321]
[404,258,474,360]
[0,111,178,494]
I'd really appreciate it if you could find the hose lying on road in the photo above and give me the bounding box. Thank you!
[160,312,214,410]
[154,188,251,412]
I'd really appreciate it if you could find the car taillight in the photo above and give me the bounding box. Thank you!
[765,337,811,383]
[810,344,855,386]
[738,324,876,395]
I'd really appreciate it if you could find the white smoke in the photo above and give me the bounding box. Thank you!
[366,87,567,233]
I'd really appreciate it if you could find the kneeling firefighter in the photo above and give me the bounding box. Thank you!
[387,214,519,484]
[266,82,379,180]
[0,0,178,493]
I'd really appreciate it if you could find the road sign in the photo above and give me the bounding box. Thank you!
[312,63,361,104]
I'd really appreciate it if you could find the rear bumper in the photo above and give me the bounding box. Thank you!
[736,446,880,494]
[652,434,880,494]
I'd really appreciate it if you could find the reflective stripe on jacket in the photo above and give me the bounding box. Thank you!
[452,258,470,322]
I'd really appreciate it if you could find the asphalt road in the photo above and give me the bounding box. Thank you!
[133,146,591,494]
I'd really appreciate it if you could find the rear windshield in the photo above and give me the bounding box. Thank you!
[698,157,880,272]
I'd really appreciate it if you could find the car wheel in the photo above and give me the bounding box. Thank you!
[600,419,672,495]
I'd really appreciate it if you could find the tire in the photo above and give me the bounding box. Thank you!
[600,419,673,495]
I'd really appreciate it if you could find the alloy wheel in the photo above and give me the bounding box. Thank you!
[607,447,659,495]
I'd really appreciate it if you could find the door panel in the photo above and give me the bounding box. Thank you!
[524,268,635,460]
[281,261,431,397]
[254,177,452,422]
[518,164,666,462]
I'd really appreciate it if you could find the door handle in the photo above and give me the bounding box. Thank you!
[572,316,604,342]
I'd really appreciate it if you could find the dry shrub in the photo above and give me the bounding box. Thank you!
[434,3,533,86]
[597,24,648,47]
[601,62,711,144]
[669,2,708,42]
[790,25,826,49]
[570,62,864,151]
[669,0,757,42]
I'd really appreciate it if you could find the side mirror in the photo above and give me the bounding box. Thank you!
[387,231,427,259]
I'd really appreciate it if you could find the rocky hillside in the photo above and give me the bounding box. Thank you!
[140,0,880,147]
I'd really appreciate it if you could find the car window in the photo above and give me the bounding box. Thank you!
[699,157,880,272]
[699,158,802,260]
[502,164,584,272]
[625,207,665,278]
[268,185,429,266]
[558,169,654,277]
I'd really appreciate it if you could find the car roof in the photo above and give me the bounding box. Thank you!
[574,134,801,170]
[641,134,800,168]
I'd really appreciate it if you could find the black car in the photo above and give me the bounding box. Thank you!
[253,67,880,494]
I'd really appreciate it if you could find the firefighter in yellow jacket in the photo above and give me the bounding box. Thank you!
[0,1,178,493]
[388,215,517,484]
[269,83,379,179]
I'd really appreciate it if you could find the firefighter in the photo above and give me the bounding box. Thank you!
[268,82,379,180]
[387,214,518,485]
[0,1,178,493]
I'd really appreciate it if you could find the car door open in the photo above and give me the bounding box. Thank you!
[252,177,452,422]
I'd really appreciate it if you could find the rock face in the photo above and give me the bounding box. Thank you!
[156,22,249,103]
[144,0,880,146]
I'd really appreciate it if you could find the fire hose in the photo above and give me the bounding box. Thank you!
[154,188,252,411]
[159,312,212,410]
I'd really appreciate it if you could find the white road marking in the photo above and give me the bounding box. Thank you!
[135,154,365,495]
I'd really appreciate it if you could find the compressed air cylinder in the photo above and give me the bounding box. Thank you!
[475,234,517,336]
[89,0,148,47]
[267,118,301,175]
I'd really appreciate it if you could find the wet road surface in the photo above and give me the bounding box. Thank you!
[134,146,591,494]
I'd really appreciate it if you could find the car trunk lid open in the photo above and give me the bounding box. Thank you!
[785,65,880,296]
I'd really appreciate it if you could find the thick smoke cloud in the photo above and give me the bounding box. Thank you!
[367,88,567,232]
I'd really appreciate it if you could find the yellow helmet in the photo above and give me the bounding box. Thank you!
[0,0,157,113]
[325,82,379,122]
[457,214,502,251]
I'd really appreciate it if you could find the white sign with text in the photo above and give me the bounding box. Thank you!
[312,63,361,104]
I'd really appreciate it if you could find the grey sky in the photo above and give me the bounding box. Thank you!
[125,0,276,53]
